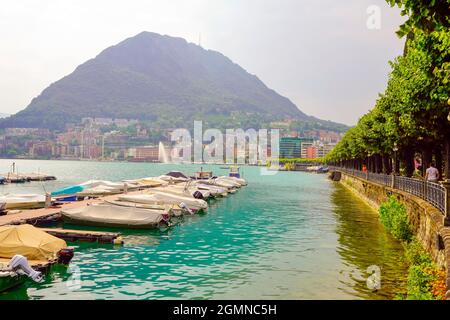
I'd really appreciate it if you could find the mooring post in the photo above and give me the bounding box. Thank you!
[442,180,450,226]
[45,193,52,208]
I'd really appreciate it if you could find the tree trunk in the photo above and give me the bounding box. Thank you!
[402,147,415,177]
[382,154,391,174]
[422,146,432,176]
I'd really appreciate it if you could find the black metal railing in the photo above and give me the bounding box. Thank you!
[330,166,447,215]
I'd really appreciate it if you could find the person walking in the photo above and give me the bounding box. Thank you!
[425,161,440,183]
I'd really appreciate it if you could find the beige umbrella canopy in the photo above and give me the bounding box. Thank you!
[0,224,67,261]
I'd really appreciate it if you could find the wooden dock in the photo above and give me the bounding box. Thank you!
[0,192,139,244]
[39,228,123,245]
[1,172,57,183]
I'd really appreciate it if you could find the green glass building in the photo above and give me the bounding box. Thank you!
[279,137,314,159]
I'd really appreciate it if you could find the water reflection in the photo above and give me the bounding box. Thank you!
[331,183,407,299]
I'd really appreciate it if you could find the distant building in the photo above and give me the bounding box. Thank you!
[128,146,159,161]
[5,128,51,137]
[280,137,300,158]
[306,146,318,159]
[300,139,314,158]
[29,141,54,157]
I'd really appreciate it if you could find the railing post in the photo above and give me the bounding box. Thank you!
[391,174,395,188]
[442,181,450,226]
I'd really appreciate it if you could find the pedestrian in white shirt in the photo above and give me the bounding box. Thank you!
[425,162,439,183]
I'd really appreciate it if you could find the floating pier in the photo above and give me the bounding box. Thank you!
[39,228,124,245]
[1,172,57,183]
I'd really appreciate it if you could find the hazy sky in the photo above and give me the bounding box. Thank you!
[0,0,406,125]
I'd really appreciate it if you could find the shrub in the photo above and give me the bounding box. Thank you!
[404,238,446,300]
[379,196,412,241]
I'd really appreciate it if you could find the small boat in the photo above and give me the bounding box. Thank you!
[51,185,85,197]
[61,203,171,229]
[0,270,27,292]
[218,175,247,186]
[158,172,189,183]
[0,224,74,267]
[0,194,46,210]
[229,166,241,178]
[123,177,167,188]
[0,176,5,185]
[197,178,236,191]
[153,184,211,200]
[193,182,229,197]
[212,178,240,189]
[105,200,188,216]
[306,165,329,173]
[119,192,208,213]
[0,255,45,292]
[191,168,214,180]
[76,185,122,197]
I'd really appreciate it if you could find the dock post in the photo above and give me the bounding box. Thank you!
[45,193,52,208]
[443,181,450,226]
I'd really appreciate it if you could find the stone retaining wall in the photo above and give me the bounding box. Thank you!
[336,171,450,297]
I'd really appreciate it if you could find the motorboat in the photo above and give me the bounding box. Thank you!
[191,182,228,197]
[196,178,236,191]
[228,165,241,178]
[122,177,167,188]
[158,172,189,183]
[0,255,44,292]
[76,185,123,197]
[61,203,171,229]
[119,192,208,213]
[105,200,188,216]
[190,169,214,180]
[217,176,247,186]
[0,224,73,266]
[153,184,211,200]
[0,194,46,210]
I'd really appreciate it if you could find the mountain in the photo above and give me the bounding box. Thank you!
[1,32,346,131]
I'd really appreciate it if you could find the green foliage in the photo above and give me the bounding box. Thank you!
[405,239,432,266]
[402,238,445,300]
[379,196,412,241]
[386,0,450,37]
[326,27,450,165]
[278,158,324,164]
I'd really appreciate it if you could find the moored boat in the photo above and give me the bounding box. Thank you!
[61,203,171,229]
[0,194,46,210]
[119,191,208,213]
[0,224,74,269]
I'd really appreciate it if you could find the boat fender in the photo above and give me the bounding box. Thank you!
[113,236,124,246]
[57,247,75,265]
[8,255,43,283]
[193,191,204,200]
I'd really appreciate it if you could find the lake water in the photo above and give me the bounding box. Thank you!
[0,159,407,299]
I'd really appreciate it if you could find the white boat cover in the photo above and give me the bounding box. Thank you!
[61,203,169,228]
[218,176,247,186]
[0,194,46,209]
[119,192,208,211]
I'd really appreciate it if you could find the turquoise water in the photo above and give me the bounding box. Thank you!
[0,159,407,299]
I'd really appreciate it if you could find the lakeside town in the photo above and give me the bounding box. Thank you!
[0,117,342,162]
